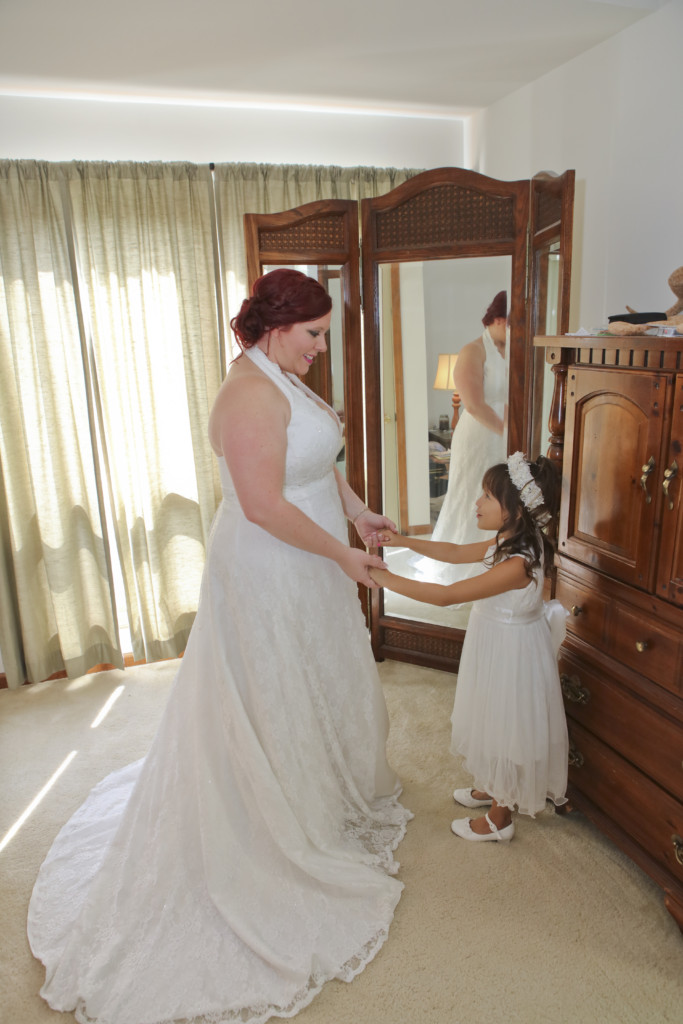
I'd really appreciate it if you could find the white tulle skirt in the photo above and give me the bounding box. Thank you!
[451,594,569,817]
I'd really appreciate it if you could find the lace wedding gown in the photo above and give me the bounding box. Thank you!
[414,326,507,586]
[28,345,411,1024]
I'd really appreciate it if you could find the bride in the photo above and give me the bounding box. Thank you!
[28,268,411,1024]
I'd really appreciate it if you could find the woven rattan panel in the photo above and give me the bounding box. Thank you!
[258,215,346,254]
[535,190,562,233]
[383,626,464,661]
[375,185,515,251]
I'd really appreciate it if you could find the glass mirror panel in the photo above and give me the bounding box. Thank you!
[379,256,511,629]
[529,241,561,460]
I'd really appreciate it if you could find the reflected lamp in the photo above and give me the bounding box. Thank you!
[433,353,460,429]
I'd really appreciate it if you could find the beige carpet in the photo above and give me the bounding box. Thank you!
[1,659,681,1024]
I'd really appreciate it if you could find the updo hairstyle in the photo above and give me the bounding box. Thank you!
[482,290,507,327]
[230,268,332,348]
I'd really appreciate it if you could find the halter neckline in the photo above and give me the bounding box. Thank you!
[244,345,342,431]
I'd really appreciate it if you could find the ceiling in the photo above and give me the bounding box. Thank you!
[0,0,665,118]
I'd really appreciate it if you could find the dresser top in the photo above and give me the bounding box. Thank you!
[534,334,683,370]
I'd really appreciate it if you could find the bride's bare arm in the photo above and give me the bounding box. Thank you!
[215,374,387,587]
[333,467,397,545]
[454,341,504,435]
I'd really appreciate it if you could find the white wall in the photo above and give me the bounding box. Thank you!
[466,1,683,329]
[0,96,463,169]
[398,263,431,527]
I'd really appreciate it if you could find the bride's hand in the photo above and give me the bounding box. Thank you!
[353,509,397,548]
[338,547,388,588]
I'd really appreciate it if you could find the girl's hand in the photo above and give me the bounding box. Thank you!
[353,509,397,548]
[375,529,403,547]
[338,547,388,588]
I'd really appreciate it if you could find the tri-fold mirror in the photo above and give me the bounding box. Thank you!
[244,166,574,671]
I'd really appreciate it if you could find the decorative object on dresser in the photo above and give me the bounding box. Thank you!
[535,332,683,932]
[606,264,683,336]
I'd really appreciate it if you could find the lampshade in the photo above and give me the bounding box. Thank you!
[433,353,458,390]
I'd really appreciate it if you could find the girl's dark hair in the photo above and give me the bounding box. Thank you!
[230,268,332,348]
[482,455,561,580]
[482,290,507,327]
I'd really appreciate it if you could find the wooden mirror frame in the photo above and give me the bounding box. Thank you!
[362,168,526,669]
[361,167,574,669]
[243,200,369,617]
[242,168,574,667]
[244,199,363,499]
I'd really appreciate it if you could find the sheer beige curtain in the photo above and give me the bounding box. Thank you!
[0,160,122,688]
[214,163,418,359]
[67,161,223,664]
[0,158,419,689]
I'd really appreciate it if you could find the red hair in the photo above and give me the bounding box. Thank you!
[231,268,332,348]
[482,290,507,327]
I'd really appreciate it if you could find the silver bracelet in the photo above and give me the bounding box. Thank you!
[351,506,369,525]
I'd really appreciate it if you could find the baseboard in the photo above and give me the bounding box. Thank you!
[0,651,149,689]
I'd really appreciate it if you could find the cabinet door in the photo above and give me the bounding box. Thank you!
[655,374,683,606]
[559,367,670,589]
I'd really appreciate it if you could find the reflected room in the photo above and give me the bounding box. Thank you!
[379,256,510,630]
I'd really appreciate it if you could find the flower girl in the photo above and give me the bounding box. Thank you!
[370,453,568,843]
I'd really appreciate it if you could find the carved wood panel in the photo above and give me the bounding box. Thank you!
[655,373,683,606]
[559,367,670,589]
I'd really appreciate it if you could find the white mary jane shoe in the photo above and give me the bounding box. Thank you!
[453,787,493,808]
[450,813,515,842]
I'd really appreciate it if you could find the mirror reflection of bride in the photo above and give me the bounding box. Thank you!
[412,290,509,586]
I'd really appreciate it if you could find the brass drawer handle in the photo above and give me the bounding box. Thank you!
[568,743,584,769]
[560,673,591,705]
[640,455,656,504]
[673,835,683,867]
[635,640,649,653]
[570,605,583,617]
[663,459,678,511]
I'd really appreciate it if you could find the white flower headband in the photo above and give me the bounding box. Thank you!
[506,451,545,512]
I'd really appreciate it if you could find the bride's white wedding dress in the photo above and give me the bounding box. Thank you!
[28,345,411,1024]
[413,327,507,587]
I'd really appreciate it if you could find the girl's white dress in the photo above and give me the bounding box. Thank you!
[414,327,508,586]
[450,549,569,816]
[28,345,411,1024]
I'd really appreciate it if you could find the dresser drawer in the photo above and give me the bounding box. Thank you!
[608,604,683,697]
[568,720,683,882]
[555,574,608,648]
[558,651,683,798]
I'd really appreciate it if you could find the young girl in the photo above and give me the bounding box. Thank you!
[370,452,569,843]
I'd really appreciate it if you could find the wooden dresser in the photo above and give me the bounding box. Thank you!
[535,334,683,931]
